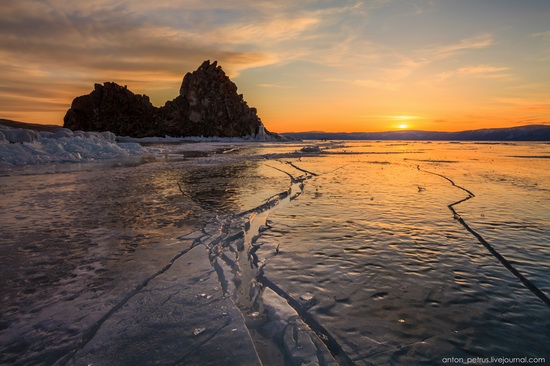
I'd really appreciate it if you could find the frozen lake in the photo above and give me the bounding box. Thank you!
[1,141,549,365]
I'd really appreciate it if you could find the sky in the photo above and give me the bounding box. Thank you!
[1,0,550,133]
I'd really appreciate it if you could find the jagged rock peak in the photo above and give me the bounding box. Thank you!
[179,60,239,103]
[179,60,226,98]
[168,60,261,137]
[63,60,280,139]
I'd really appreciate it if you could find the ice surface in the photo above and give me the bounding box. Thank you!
[258,141,550,364]
[0,147,287,364]
[0,126,145,170]
[1,140,549,365]
[117,128,288,144]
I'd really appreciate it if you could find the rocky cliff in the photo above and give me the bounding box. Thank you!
[64,61,273,138]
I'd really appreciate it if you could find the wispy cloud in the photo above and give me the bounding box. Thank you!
[437,65,512,81]
[324,77,398,91]
[422,33,495,59]
[257,83,293,89]
[528,29,550,61]
[360,34,498,87]
[412,0,438,15]
[352,79,399,91]
[0,0,374,89]
[217,17,320,45]
[494,97,550,111]
[530,30,550,39]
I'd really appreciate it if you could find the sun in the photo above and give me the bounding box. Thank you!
[387,115,419,129]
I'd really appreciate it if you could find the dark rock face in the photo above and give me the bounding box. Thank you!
[64,83,160,137]
[64,61,268,138]
[162,60,263,137]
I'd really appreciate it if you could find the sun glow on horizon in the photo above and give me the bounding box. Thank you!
[386,115,419,130]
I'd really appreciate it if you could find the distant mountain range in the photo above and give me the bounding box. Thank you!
[283,124,550,141]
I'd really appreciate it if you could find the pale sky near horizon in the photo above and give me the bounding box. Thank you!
[1,0,549,132]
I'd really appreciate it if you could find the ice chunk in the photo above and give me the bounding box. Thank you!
[283,324,319,365]
[255,124,269,141]
[101,131,116,142]
[299,146,321,153]
[50,128,73,139]
[38,131,54,139]
[192,327,206,336]
[3,128,40,143]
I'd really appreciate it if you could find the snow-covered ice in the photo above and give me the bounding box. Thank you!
[0,124,294,173]
[0,126,145,169]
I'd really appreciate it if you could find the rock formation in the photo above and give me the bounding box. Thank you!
[64,83,158,137]
[64,61,274,138]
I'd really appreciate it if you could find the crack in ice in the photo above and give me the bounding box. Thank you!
[171,314,233,365]
[203,160,358,365]
[417,165,550,308]
[57,229,208,365]
[260,277,358,366]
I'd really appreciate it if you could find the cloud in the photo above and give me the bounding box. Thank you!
[515,117,549,125]
[324,77,398,91]
[0,0,313,122]
[282,30,501,95]
[380,56,430,82]
[437,65,512,81]
[530,30,550,40]
[0,1,278,75]
[215,16,320,45]
[1,0,547,128]
[0,0,393,123]
[0,0,360,84]
[412,0,438,15]
[528,30,550,61]
[422,33,495,59]
[352,79,399,91]
[257,83,293,89]
[454,65,510,75]
[494,98,550,111]
[358,34,498,86]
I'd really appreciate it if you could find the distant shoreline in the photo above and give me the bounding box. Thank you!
[3,118,550,142]
[0,119,60,132]
[283,125,550,141]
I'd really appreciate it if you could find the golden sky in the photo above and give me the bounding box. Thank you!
[1,0,549,132]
